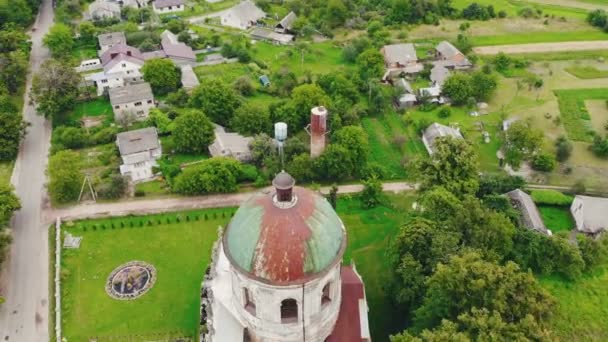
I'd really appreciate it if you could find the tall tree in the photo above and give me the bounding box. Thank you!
[0,111,27,161]
[31,59,81,119]
[48,150,83,204]
[289,84,331,129]
[141,58,181,95]
[189,79,240,126]
[0,184,20,267]
[356,48,385,81]
[43,23,74,58]
[0,51,28,93]
[504,120,543,168]
[172,109,215,154]
[414,136,480,196]
[230,102,271,136]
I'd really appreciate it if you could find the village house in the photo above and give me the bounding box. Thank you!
[109,82,155,122]
[381,43,423,78]
[98,32,127,54]
[152,0,185,13]
[506,189,551,235]
[422,122,463,155]
[208,125,253,162]
[159,30,196,66]
[571,195,608,236]
[275,11,297,34]
[219,0,266,30]
[87,0,121,20]
[116,127,162,182]
[434,40,472,69]
[86,43,145,95]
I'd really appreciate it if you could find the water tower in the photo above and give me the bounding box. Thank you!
[275,122,288,167]
[306,106,329,158]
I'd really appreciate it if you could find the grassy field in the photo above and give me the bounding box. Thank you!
[541,263,608,341]
[61,208,234,341]
[0,161,13,186]
[60,193,416,341]
[554,88,608,142]
[471,29,608,46]
[538,205,574,233]
[565,65,608,79]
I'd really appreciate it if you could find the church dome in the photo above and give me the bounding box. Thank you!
[223,181,346,285]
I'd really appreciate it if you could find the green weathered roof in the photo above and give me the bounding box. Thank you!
[223,187,346,285]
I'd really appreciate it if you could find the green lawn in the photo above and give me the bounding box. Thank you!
[538,205,574,233]
[565,65,608,79]
[0,161,13,186]
[135,179,170,197]
[71,39,99,65]
[541,263,608,341]
[554,88,608,142]
[471,29,608,46]
[61,208,234,341]
[59,98,114,126]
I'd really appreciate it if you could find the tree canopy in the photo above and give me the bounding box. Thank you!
[172,109,215,154]
[141,58,182,95]
[31,59,81,118]
[173,157,243,195]
[48,150,83,204]
[189,79,240,127]
[43,23,74,58]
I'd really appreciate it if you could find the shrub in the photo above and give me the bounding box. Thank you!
[531,153,556,172]
[555,136,572,162]
[96,174,128,199]
[438,107,451,118]
[134,189,145,197]
[91,127,118,145]
[530,189,573,206]
[53,126,88,149]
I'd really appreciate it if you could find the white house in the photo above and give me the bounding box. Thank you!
[109,82,155,122]
[152,0,185,13]
[116,127,162,182]
[86,43,145,95]
[219,0,266,30]
[422,122,463,155]
[571,195,608,235]
[202,172,371,342]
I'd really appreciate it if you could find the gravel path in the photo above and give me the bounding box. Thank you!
[473,40,608,55]
[48,182,416,222]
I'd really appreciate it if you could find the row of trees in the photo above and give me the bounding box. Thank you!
[388,137,608,339]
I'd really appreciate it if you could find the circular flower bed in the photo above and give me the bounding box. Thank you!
[106,261,156,300]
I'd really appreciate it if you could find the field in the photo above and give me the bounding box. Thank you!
[60,193,416,341]
[538,205,574,232]
[541,263,608,341]
[58,98,114,126]
[585,100,608,132]
[566,65,608,79]
[554,88,608,142]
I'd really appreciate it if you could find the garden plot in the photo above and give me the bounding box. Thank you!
[585,99,608,132]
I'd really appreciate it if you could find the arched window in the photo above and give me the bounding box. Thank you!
[281,298,298,323]
[243,288,256,316]
[322,282,331,306]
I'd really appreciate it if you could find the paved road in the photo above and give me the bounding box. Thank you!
[473,40,608,55]
[50,182,415,222]
[0,0,54,340]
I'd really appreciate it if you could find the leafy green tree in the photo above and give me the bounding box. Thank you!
[317,72,359,104]
[0,51,28,93]
[477,174,525,197]
[172,109,215,154]
[289,84,331,129]
[0,183,19,267]
[356,48,385,81]
[0,111,26,161]
[78,22,97,46]
[249,133,275,167]
[360,176,382,208]
[326,0,348,27]
[333,125,369,170]
[96,174,127,199]
[287,153,315,182]
[470,71,497,101]
[0,26,30,54]
[233,76,255,96]
[52,126,88,150]
[415,137,480,196]
[414,251,555,330]
[31,59,81,118]
[314,144,353,180]
[532,153,556,172]
[230,103,271,136]
[173,157,242,195]
[590,135,608,158]
[555,135,573,162]
[189,79,240,126]
[504,121,543,168]
[48,150,83,204]
[43,23,74,58]
[146,108,173,134]
[0,0,33,27]
[141,58,181,95]
[441,73,474,105]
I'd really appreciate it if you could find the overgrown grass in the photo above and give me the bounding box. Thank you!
[71,39,98,65]
[554,88,608,142]
[509,49,608,61]
[541,263,608,341]
[472,29,608,46]
[538,205,574,233]
[565,65,608,79]
[58,98,114,127]
[135,179,170,197]
[0,161,13,186]
[530,189,574,205]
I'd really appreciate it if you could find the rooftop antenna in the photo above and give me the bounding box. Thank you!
[274,122,288,169]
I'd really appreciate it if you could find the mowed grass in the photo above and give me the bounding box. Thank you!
[61,208,234,341]
[565,65,608,79]
[541,263,608,341]
[471,29,608,46]
[60,98,114,126]
[554,88,608,142]
[538,205,574,232]
[338,193,415,341]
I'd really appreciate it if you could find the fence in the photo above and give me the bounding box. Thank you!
[55,217,62,342]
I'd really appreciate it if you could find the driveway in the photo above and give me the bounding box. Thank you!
[0,0,54,340]
[473,40,608,55]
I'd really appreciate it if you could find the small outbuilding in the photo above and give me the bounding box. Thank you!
[571,195,608,235]
[116,127,162,182]
[109,82,155,122]
[153,0,185,13]
[259,75,271,87]
[422,122,463,155]
[506,189,551,235]
[208,125,253,162]
[275,11,297,33]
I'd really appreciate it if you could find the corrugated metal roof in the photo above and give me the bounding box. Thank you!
[109,82,154,105]
[223,187,346,285]
[116,127,160,156]
[506,189,548,234]
[382,43,417,65]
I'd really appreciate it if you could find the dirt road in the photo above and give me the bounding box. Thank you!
[525,0,608,12]
[473,40,608,55]
[49,182,415,222]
